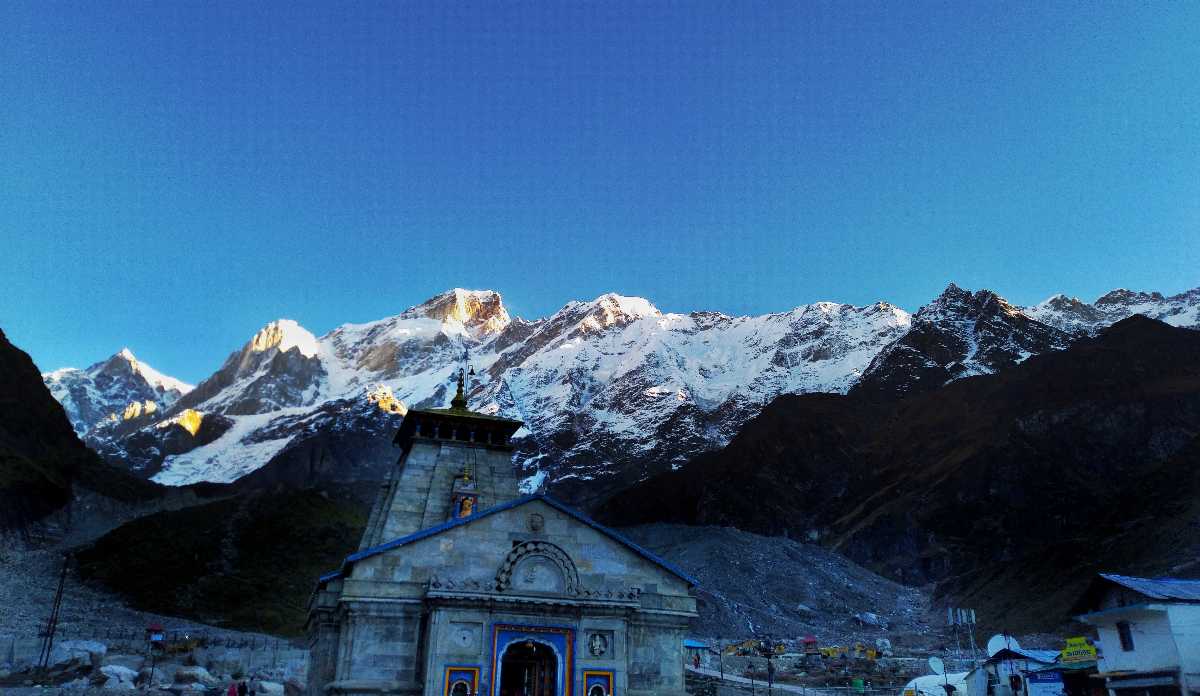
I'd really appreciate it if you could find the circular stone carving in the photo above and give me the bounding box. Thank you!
[496,540,580,595]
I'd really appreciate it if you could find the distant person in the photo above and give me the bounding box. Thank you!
[238,680,248,696]
[694,653,701,669]
[227,683,238,696]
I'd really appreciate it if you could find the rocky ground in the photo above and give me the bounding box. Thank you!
[621,524,942,650]
[0,547,271,641]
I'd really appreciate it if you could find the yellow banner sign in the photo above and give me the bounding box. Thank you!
[1061,637,1097,663]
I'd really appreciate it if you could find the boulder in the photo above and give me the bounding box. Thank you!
[253,680,285,694]
[139,662,182,687]
[853,611,889,629]
[175,665,220,687]
[62,676,92,689]
[206,660,246,680]
[102,663,140,688]
[103,654,146,672]
[50,639,107,669]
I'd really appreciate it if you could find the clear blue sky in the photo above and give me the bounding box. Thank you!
[2,2,1197,382]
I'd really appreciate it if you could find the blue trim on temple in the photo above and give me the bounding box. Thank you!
[318,494,699,588]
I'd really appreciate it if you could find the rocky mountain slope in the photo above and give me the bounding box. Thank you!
[851,284,1073,401]
[75,483,370,636]
[622,524,935,644]
[43,349,193,436]
[1027,287,1200,335]
[598,316,1200,632]
[45,283,1200,508]
[0,330,166,544]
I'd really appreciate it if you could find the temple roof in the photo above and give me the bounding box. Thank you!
[392,370,523,449]
[391,405,523,449]
[318,494,699,588]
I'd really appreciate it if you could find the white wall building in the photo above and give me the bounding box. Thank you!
[962,645,1058,696]
[1073,573,1200,696]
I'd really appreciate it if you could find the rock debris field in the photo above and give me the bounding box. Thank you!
[0,547,269,641]
[622,524,940,649]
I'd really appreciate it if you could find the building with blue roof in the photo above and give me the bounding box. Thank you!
[306,373,698,696]
[1072,572,1200,696]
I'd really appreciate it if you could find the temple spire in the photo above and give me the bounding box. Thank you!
[450,368,468,411]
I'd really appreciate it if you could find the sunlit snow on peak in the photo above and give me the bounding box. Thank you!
[250,319,320,358]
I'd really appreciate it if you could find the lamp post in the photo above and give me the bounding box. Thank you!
[763,634,775,696]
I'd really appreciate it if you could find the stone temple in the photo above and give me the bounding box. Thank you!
[306,374,698,696]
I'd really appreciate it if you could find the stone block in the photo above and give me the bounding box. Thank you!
[50,639,107,669]
[174,665,220,687]
[102,654,146,672]
[101,663,140,688]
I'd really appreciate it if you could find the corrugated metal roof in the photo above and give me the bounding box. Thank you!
[1018,649,1061,664]
[1100,573,1200,602]
[990,647,1059,665]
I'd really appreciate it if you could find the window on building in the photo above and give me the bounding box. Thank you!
[1117,621,1134,651]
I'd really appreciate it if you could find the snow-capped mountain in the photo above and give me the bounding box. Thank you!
[170,319,326,416]
[48,283,1200,507]
[42,349,193,435]
[69,289,912,501]
[851,284,1072,400]
[1026,287,1200,335]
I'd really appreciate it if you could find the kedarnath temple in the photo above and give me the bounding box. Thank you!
[306,373,698,696]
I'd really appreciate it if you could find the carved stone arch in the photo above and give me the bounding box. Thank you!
[495,540,581,595]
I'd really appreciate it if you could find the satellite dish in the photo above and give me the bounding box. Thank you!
[987,634,1020,657]
[928,657,945,675]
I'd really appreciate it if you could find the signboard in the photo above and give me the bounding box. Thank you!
[1060,637,1096,664]
[1026,670,1064,696]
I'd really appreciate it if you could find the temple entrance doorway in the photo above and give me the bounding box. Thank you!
[497,639,558,696]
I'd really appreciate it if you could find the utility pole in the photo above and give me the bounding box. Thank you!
[965,609,980,666]
[949,607,962,662]
[37,555,69,673]
[764,633,775,696]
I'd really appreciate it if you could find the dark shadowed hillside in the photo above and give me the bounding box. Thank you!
[598,316,1200,632]
[75,483,370,636]
[0,328,162,538]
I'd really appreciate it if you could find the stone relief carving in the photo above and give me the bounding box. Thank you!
[495,540,581,595]
[588,631,610,657]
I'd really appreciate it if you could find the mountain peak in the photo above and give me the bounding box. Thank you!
[1095,288,1166,306]
[570,293,661,333]
[591,293,660,316]
[403,289,510,335]
[117,347,136,361]
[249,319,319,358]
[919,283,1008,319]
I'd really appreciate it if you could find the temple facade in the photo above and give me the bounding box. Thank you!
[306,376,698,696]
